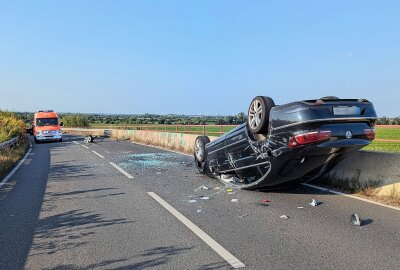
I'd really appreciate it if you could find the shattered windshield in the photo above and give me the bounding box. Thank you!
[36,118,58,126]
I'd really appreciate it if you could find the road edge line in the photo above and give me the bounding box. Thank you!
[147,192,245,269]
[302,183,400,211]
[109,162,134,179]
[0,142,32,187]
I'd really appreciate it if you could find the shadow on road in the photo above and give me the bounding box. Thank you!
[0,139,51,269]
[29,208,133,257]
[42,246,194,270]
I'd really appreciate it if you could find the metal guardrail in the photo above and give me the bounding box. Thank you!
[0,137,19,149]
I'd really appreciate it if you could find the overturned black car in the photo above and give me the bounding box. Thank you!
[194,96,377,189]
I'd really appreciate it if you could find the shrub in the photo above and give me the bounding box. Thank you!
[0,111,26,142]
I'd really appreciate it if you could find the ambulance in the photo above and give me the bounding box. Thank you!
[33,110,63,143]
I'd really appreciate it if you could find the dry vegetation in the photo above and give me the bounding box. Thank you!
[0,111,28,179]
[0,137,29,179]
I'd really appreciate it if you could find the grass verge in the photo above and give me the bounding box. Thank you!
[311,176,400,207]
[363,141,400,153]
[0,136,29,180]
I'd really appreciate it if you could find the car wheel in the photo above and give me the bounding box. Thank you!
[247,96,275,134]
[59,138,63,142]
[84,135,93,143]
[194,136,210,163]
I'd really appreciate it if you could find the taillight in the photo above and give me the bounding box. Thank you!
[364,128,375,140]
[288,130,331,148]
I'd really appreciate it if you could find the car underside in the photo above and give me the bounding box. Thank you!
[194,96,377,189]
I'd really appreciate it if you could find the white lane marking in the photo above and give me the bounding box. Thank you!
[302,183,400,211]
[92,151,105,159]
[0,146,32,188]
[148,192,245,269]
[80,144,89,149]
[109,162,134,179]
[132,142,397,211]
[72,141,89,149]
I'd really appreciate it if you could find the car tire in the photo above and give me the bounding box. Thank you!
[84,135,93,143]
[194,136,210,163]
[247,96,275,134]
[59,138,63,142]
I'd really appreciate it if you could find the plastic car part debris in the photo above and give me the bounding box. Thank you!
[188,200,197,203]
[197,209,205,213]
[310,199,320,206]
[351,213,362,226]
[195,185,210,191]
[214,187,221,190]
[297,207,304,209]
[200,196,210,200]
[231,198,239,202]
[280,215,289,219]
[226,188,234,193]
[262,198,271,203]
[220,174,234,183]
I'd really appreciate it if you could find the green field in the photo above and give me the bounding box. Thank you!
[364,141,400,152]
[375,127,400,140]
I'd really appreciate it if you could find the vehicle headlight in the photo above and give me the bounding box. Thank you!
[37,130,43,135]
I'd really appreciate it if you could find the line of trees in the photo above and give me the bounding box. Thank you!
[61,115,89,127]
[375,116,400,125]
[11,112,400,127]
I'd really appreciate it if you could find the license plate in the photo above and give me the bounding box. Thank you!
[333,106,361,115]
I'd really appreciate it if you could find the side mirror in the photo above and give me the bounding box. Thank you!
[60,122,64,127]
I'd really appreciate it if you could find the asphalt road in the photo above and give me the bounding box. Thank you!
[0,135,399,270]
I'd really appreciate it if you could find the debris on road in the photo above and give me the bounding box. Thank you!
[195,185,210,191]
[239,214,248,218]
[188,199,197,203]
[351,213,362,226]
[231,198,239,202]
[197,209,205,213]
[200,196,210,200]
[262,198,271,203]
[156,172,162,175]
[297,206,304,209]
[310,199,320,206]
[280,215,289,219]
[214,187,221,190]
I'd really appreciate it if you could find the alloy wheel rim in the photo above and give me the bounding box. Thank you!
[248,99,263,129]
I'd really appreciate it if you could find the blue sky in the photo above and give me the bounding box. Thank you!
[0,1,399,116]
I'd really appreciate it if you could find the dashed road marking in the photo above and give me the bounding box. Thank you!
[148,192,245,269]
[109,162,134,179]
[92,151,105,159]
[73,141,89,149]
